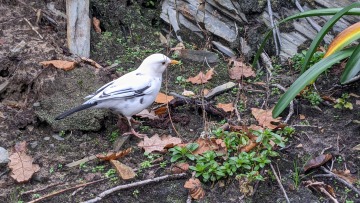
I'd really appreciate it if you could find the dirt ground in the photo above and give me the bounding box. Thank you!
[0,1,359,203]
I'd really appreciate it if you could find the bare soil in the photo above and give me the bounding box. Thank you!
[0,1,359,203]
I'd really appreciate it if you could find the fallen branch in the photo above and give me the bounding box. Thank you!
[82,173,187,203]
[270,163,290,203]
[21,182,63,195]
[320,166,360,196]
[28,178,107,203]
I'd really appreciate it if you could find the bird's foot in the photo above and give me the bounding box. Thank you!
[122,128,147,138]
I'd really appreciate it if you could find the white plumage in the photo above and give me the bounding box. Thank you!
[55,53,179,138]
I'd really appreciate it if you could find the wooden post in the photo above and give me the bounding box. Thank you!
[66,0,90,57]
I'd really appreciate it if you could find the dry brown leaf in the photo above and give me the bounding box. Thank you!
[251,108,281,129]
[40,60,77,71]
[303,180,336,198]
[187,68,214,84]
[184,178,205,200]
[136,109,159,120]
[228,59,255,79]
[303,154,332,172]
[191,138,227,155]
[216,103,234,112]
[352,144,360,151]
[248,124,263,131]
[96,148,132,161]
[171,162,190,174]
[202,89,210,96]
[138,134,182,153]
[92,17,101,33]
[299,114,306,120]
[8,142,40,183]
[155,92,174,104]
[110,160,135,180]
[332,169,357,184]
[238,176,254,196]
[154,106,168,116]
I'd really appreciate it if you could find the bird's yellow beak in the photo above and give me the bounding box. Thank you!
[170,60,179,65]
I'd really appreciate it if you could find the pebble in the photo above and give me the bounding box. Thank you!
[33,102,40,107]
[44,137,50,141]
[52,134,65,141]
[0,147,9,164]
[30,141,38,149]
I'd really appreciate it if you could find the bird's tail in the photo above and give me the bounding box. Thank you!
[55,103,97,120]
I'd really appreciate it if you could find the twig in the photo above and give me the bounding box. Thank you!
[271,84,294,123]
[82,173,187,203]
[23,18,43,39]
[270,163,290,203]
[0,168,9,178]
[28,178,107,203]
[80,57,103,68]
[319,166,360,196]
[260,52,273,71]
[293,0,321,32]
[320,187,338,203]
[65,155,97,168]
[267,0,280,55]
[233,82,242,122]
[21,182,63,195]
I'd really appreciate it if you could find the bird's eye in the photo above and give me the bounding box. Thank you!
[162,62,166,65]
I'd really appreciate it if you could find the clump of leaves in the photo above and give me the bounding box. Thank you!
[170,127,288,183]
[334,93,353,110]
[169,143,198,162]
[301,88,323,106]
[291,50,325,71]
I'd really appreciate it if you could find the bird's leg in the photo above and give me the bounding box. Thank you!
[122,117,147,138]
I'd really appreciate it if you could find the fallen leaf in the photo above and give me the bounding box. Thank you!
[303,154,332,172]
[157,32,168,45]
[92,17,101,33]
[299,114,306,120]
[216,103,234,112]
[136,109,159,120]
[110,160,135,180]
[296,143,303,148]
[202,89,210,96]
[187,68,214,84]
[138,134,182,153]
[356,100,360,106]
[190,138,227,155]
[251,108,281,129]
[40,60,77,71]
[171,162,189,174]
[96,148,132,161]
[184,178,205,200]
[228,59,255,79]
[155,92,174,104]
[303,180,336,198]
[154,106,168,116]
[332,169,357,184]
[238,176,254,196]
[182,90,195,97]
[8,142,40,183]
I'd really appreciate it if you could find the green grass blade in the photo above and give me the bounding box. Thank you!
[300,3,360,73]
[252,7,360,68]
[341,44,360,84]
[272,47,355,118]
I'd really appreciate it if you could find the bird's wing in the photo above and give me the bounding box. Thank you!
[85,73,157,103]
[84,81,115,99]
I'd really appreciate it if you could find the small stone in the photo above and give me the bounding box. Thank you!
[44,137,50,141]
[49,144,55,148]
[33,102,40,107]
[0,147,9,164]
[30,141,38,149]
[52,134,65,141]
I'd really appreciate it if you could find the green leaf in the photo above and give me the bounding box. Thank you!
[170,155,182,162]
[186,143,199,152]
[341,43,360,84]
[186,154,196,161]
[252,7,360,68]
[301,2,360,73]
[272,47,355,118]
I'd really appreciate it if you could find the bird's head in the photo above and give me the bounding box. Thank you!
[137,53,179,77]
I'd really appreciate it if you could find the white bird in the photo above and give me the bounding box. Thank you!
[55,53,179,138]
